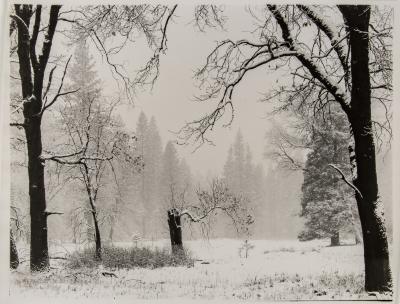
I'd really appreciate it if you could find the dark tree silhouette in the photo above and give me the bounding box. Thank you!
[11,5,70,271]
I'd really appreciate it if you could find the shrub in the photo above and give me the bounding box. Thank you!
[67,245,194,270]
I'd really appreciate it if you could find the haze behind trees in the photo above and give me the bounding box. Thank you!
[9,4,393,245]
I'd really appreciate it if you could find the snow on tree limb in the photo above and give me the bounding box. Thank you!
[297,5,349,83]
[45,210,64,216]
[328,163,363,199]
[267,5,350,114]
[9,14,29,35]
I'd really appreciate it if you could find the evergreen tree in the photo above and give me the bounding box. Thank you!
[161,141,182,203]
[144,117,163,206]
[135,112,149,236]
[143,116,163,237]
[222,130,262,237]
[223,147,235,187]
[244,145,255,200]
[299,114,359,246]
[68,39,101,101]
[232,131,246,193]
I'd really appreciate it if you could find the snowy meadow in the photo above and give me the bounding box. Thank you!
[10,239,391,301]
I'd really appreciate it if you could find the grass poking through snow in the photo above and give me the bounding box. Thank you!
[67,245,194,270]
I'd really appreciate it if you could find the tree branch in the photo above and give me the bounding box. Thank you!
[38,5,61,71]
[42,56,78,113]
[30,5,42,71]
[267,5,351,115]
[10,122,26,128]
[297,5,349,79]
[180,206,222,223]
[9,14,29,35]
[45,211,64,216]
[42,65,57,99]
[328,164,363,199]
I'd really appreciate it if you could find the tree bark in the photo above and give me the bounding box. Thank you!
[14,4,61,271]
[26,117,49,270]
[330,231,340,246]
[339,5,392,292]
[84,209,94,243]
[14,4,47,271]
[92,210,102,261]
[167,208,183,254]
[10,229,19,269]
[355,233,362,245]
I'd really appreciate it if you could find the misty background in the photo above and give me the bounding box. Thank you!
[9,4,393,245]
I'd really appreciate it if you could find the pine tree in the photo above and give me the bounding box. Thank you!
[143,116,163,237]
[223,147,235,187]
[145,117,163,205]
[161,141,182,205]
[134,112,153,237]
[232,131,246,193]
[68,39,101,101]
[299,114,359,246]
[244,145,255,200]
[222,130,261,237]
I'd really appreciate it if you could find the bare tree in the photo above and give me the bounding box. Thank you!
[10,5,79,271]
[180,5,392,291]
[41,95,139,260]
[166,179,253,254]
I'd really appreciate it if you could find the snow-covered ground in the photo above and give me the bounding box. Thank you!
[9,239,392,301]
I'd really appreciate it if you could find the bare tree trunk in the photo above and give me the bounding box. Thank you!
[330,231,340,246]
[92,210,102,261]
[355,233,362,245]
[10,230,19,269]
[109,217,114,244]
[340,5,392,292]
[26,116,49,270]
[84,209,94,243]
[167,209,183,254]
[14,4,61,271]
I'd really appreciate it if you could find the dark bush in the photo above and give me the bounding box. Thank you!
[67,245,194,270]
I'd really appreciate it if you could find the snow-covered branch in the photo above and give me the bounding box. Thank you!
[297,5,349,79]
[42,56,79,113]
[45,210,64,216]
[328,164,363,199]
[267,5,350,114]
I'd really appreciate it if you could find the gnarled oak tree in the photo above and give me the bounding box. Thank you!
[181,5,392,292]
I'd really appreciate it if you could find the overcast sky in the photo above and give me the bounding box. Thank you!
[47,4,392,178]
[54,5,285,177]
